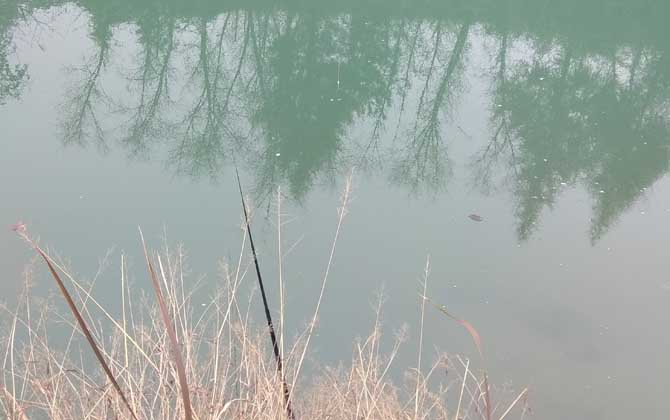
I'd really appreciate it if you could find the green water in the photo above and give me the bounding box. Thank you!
[2,1,670,418]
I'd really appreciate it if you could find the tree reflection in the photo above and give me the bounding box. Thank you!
[477,34,670,242]
[7,0,670,241]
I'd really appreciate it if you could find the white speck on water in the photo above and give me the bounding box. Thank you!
[607,247,611,251]
[275,153,281,157]
[79,195,84,199]
[329,98,334,102]
[201,303,206,307]
[539,77,545,81]
[560,182,567,186]
[641,211,646,215]
[497,104,503,108]
[543,158,548,162]
[599,190,605,194]
[643,142,648,145]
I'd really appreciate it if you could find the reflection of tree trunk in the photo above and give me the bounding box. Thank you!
[414,22,444,130]
[223,12,250,112]
[553,46,572,102]
[250,14,268,97]
[392,21,422,141]
[66,42,109,146]
[368,20,405,146]
[497,32,507,83]
[428,23,469,121]
[628,47,642,91]
[127,18,175,147]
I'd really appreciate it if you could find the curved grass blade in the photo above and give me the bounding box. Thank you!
[13,227,138,420]
[426,297,491,420]
[139,229,193,420]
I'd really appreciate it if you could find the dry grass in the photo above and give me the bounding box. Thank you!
[1,183,529,420]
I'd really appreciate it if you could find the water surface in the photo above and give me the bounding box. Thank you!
[2,1,670,418]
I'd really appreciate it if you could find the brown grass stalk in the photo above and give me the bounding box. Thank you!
[12,224,138,420]
[139,229,193,420]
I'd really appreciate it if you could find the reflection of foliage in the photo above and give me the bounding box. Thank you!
[476,33,670,242]
[251,13,398,200]
[0,41,27,105]
[0,2,28,105]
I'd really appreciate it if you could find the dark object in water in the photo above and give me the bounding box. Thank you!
[468,214,484,222]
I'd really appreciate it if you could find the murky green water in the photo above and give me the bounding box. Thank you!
[2,1,670,418]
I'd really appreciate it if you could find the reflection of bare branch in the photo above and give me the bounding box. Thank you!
[391,21,422,143]
[365,20,405,151]
[61,42,109,150]
[392,23,470,195]
[170,14,248,177]
[123,16,176,155]
[473,31,519,192]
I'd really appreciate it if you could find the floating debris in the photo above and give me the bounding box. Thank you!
[468,214,484,222]
[275,153,281,157]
